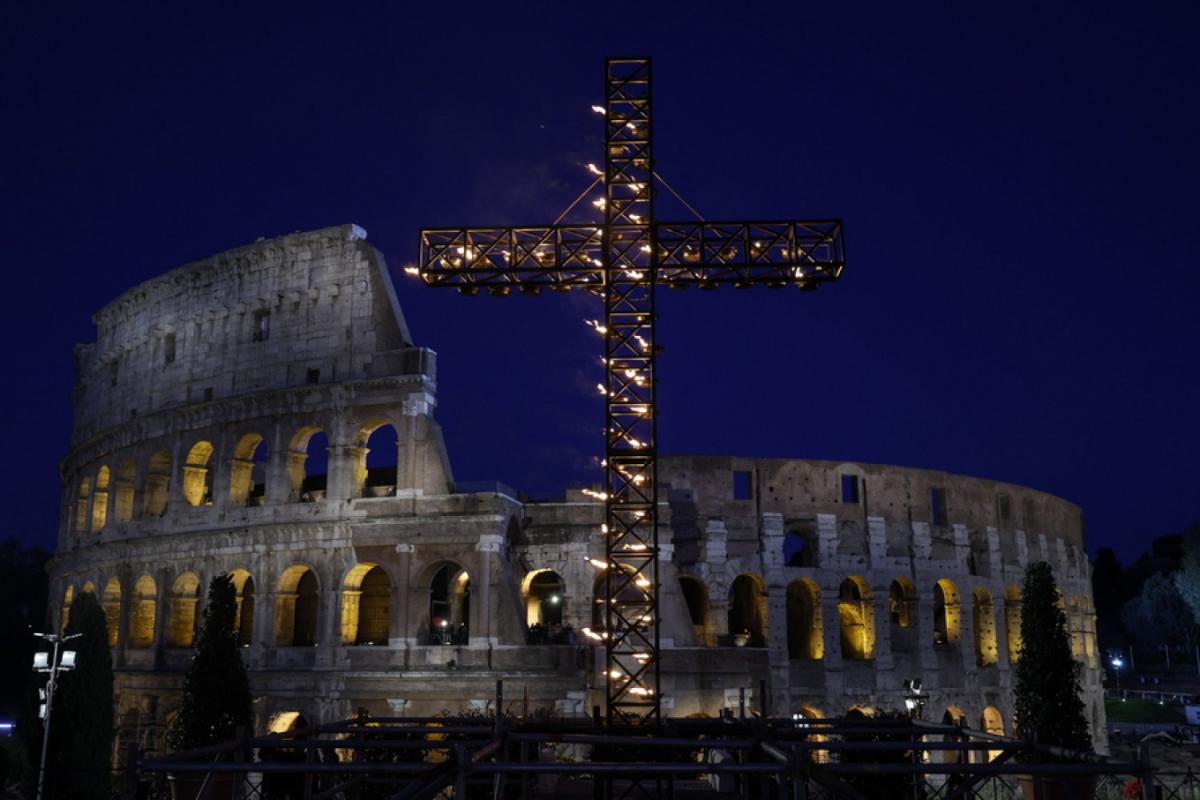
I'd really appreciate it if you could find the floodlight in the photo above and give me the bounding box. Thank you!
[60,651,76,669]
[32,652,48,670]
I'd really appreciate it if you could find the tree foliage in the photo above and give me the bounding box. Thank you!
[52,590,115,800]
[1013,562,1091,752]
[1174,525,1200,627]
[1123,572,1196,652]
[167,575,252,751]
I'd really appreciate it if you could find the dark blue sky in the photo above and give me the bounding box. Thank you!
[2,3,1197,563]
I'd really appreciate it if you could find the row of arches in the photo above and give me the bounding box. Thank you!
[70,421,404,535]
[61,561,472,649]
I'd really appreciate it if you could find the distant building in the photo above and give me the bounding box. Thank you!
[49,225,1107,754]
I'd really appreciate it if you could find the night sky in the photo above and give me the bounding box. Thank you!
[3,3,1197,563]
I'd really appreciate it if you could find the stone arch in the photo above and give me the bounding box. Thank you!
[276,565,319,646]
[521,569,565,629]
[981,706,1005,761]
[353,419,400,498]
[61,585,74,633]
[74,475,91,533]
[102,577,121,647]
[168,572,201,647]
[786,578,823,660]
[838,576,875,660]
[793,705,828,761]
[229,569,255,646]
[678,575,710,645]
[229,433,268,508]
[341,563,391,646]
[428,562,471,644]
[934,578,961,645]
[941,706,967,763]
[114,459,137,523]
[143,449,171,517]
[727,573,767,647]
[92,466,111,531]
[1004,585,1022,663]
[129,575,157,648]
[182,440,215,507]
[888,578,917,628]
[82,580,96,595]
[288,427,327,502]
[973,587,998,666]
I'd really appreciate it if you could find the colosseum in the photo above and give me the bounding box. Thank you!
[48,224,1107,754]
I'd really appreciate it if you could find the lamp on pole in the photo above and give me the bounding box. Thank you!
[33,632,81,800]
[903,678,928,720]
[1111,654,1124,692]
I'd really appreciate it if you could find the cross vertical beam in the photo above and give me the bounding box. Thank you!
[602,58,659,723]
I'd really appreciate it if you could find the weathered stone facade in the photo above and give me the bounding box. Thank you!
[49,225,1106,755]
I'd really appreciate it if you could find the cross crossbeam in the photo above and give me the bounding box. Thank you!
[416,57,844,725]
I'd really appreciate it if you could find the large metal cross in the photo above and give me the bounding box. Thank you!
[417,57,844,724]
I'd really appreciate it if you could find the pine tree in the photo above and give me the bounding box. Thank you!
[1013,561,1092,751]
[52,590,115,800]
[168,575,252,750]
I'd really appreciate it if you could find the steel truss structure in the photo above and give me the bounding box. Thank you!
[417,57,846,724]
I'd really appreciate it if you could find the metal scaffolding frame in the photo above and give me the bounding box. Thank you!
[416,57,846,724]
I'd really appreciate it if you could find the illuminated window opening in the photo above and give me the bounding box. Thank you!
[728,573,767,647]
[352,421,399,498]
[144,449,171,517]
[230,569,255,646]
[182,441,215,507]
[341,564,391,646]
[288,428,327,502]
[787,578,823,660]
[168,572,200,647]
[102,577,122,647]
[129,575,157,648]
[92,466,111,531]
[934,579,961,645]
[229,433,268,508]
[429,564,471,644]
[837,577,875,660]
[114,459,136,523]
[275,566,318,646]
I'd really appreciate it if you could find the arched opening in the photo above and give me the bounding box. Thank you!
[941,707,967,763]
[82,580,95,595]
[276,566,319,646]
[429,564,471,644]
[523,573,564,633]
[934,579,961,645]
[1004,586,1021,663]
[792,705,828,763]
[783,527,818,567]
[786,578,823,660]
[230,569,255,646]
[182,441,215,507]
[74,476,91,533]
[144,449,171,517]
[981,706,1005,761]
[102,577,122,647]
[130,575,157,648]
[288,428,327,502]
[727,574,767,647]
[838,577,875,660]
[92,466,111,531]
[888,578,916,628]
[61,586,74,633]
[114,460,137,523]
[168,572,200,647]
[678,576,710,645]
[590,567,651,634]
[267,711,307,734]
[354,421,399,498]
[229,433,268,508]
[973,587,998,666]
[341,564,391,646]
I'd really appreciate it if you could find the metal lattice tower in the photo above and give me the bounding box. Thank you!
[417,57,845,724]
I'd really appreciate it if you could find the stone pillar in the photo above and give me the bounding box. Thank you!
[1015,530,1028,567]
[867,517,887,567]
[152,567,170,667]
[315,573,342,665]
[817,514,838,564]
[394,543,415,646]
[952,524,970,572]
[475,533,503,646]
[167,436,187,510]
[914,587,940,676]
[986,528,1002,578]
[704,519,729,639]
[761,513,789,714]
[325,444,360,503]
[912,522,932,562]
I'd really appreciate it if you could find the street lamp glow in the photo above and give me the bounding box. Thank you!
[1111,655,1123,669]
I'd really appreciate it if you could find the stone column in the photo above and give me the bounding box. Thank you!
[167,436,187,510]
[394,544,415,646]
[315,576,342,665]
[817,514,839,564]
[986,528,1002,579]
[952,524,970,572]
[474,534,503,646]
[152,567,170,667]
[1015,530,1028,567]
[703,519,729,640]
[867,517,887,568]
[761,513,789,715]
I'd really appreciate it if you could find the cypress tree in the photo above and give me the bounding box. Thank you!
[1013,561,1092,751]
[168,575,253,750]
[52,590,115,800]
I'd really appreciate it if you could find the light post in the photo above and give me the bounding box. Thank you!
[903,678,928,720]
[33,632,81,800]
[1111,654,1124,692]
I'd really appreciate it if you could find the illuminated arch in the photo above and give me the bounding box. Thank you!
[522,569,565,628]
[275,565,319,646]
[941,706,967,763]
[74,476,91,533]
[182,441,215,506]
[934,578,961,645]
[168,572,200,647]
[114,459,137,523]
[288,427,327,501]
[429,563,471,644]
[838,577,875,660]
[888,578,917,628]
[61,585,74,633]
[352,419,399,498]
[1004,586,1022,663]
[341,563,391,645]
[981,706,1005,761]
[143,449,171,517]
[229,569,255,646]
[229,433,268,508]
[973,587,998,666]
[102,577,122,647]
[786,578,823,660]
[129,575,157,648]
[728,573,767,647]
[92,466,111,531]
